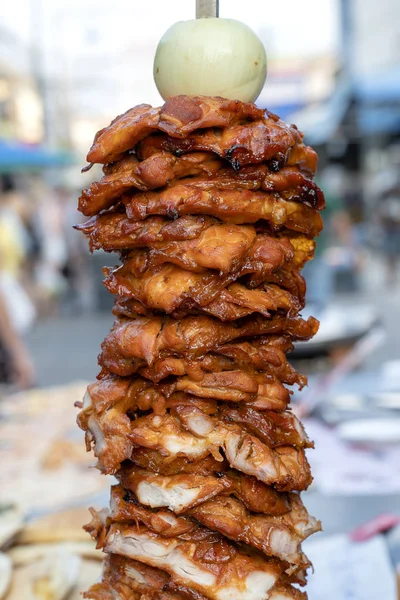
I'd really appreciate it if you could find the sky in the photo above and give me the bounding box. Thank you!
[1,0,339,59]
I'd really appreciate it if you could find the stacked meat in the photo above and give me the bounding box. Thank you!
[76,95,323,600]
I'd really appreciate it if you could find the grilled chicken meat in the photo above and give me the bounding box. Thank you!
[77,94,322,599]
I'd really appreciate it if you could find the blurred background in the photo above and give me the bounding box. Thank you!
[0,0,400,597]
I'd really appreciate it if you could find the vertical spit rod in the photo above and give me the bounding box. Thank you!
[196,0,219,18]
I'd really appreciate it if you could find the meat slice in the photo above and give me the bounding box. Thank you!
[87,103,161,164]
[129,413,312,491]
[124,185,323,234]
[76,214,218,253]
[77,215,314,280]
[137,118,315,174]
[158,95,265,137]
[79,152,222,216]
[86,96,266,165]
[190,494,320,566]
[104,522,284,600]
[144,164,324,209]
[103,255,302,319]
[99,314,319,369]
[84,553,307,599]
[116,466,291,516]
[107,486,318,567]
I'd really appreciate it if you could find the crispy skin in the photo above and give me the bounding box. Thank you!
[79,152,222,216]
[158,95,265,137]
[124,185,323,234]
[79,160,324,217]
[86,96,265,165]
[220,406,312,448]
[137,118,315,174]
[135,337,304,389]
[87,104,161,164]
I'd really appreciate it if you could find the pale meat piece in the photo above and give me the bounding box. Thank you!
[137,118,316,174]
[79,152,222,216]
[84,554,211,600]
[124,185,323,234]
[220,406,313,448]
[80,402,313,485]
[107,487,315,567]
[103,522,284,600]
[86,96,265,164]
[85,553,306,599]
[87,103,161,164]
[189,494,320,566]
[129,413,312,491]
[117,465,291,515]
[116,463,297,516]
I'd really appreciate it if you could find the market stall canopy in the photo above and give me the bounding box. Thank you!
[0,139,75,172]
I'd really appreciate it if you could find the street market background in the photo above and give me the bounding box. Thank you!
[0,1,400,598]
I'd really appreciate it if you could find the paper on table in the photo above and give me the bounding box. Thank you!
[304,534,397,600]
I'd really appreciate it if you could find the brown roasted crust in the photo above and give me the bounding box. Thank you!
[78,159,324,217]
[103,255,303,319]
[98,314,319,366]
[136,119,315,174]
[123,185,323,234]
[87,104,161,164]
[86,96,266,165]
[78,95,322,598]
[158,96,265,138]
[79,152,222,216]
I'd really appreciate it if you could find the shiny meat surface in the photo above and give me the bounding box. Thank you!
[123,185,323,234]
[77,94,323,598]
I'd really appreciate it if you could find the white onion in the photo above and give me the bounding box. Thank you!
[154,18,267,102]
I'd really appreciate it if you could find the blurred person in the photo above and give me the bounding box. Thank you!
[379,186,400,286]
[0,177,35,389]
[0,286,34,390]
[0,177,36,334]
[29,178,68,315]
[57,185,94,313]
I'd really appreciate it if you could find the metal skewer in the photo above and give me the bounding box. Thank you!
[196,0,219,18]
